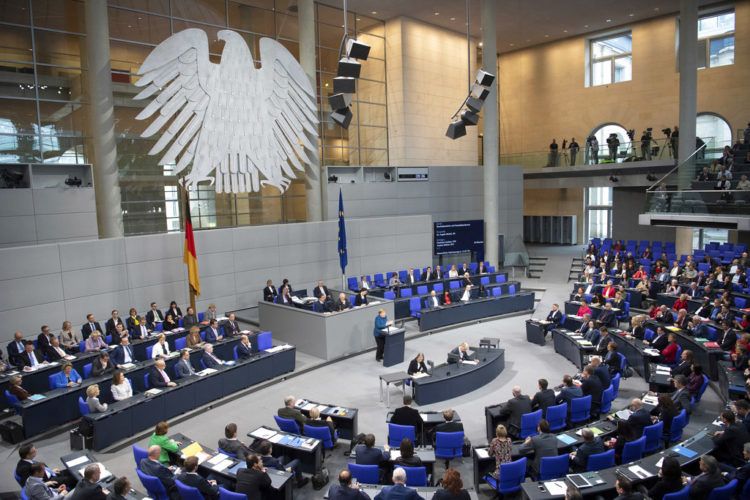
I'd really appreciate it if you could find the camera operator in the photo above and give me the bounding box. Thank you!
[670,125,679,159]
[606,134,620,161]
[548,139,559,167]
[640,129,653,160]
[569,138,580,166]
[587,136,599,164]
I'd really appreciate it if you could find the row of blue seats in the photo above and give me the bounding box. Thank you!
[383,274,509,299]
[410,285,517,319]
[347,261,496,291]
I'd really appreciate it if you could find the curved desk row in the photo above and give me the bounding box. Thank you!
[418,292,535,332]
[390,281,521,320]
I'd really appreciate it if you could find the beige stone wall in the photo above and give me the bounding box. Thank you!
[498,3,750,154]
[523,188,585,243]
[385,17,479,166]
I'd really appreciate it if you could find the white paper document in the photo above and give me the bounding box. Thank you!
[628,465,654,478]
[544,481,568,495]
[474,448,489,459]
[251,427,277,440]
[66,455,90,467]
[269,434,284,443]
[207,453,228,466]
[212,459,234,472]
[411,372,429,379]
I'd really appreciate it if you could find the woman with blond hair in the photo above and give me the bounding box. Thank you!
[487,424,512,479]
[86,384,108,413]
[151,334,171,359]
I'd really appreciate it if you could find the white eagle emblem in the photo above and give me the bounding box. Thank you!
[134,29,318,194]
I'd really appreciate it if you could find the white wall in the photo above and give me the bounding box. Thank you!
[0,215,432,341]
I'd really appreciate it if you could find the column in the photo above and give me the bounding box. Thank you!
[298,0,323,221]
[482,0,499,266]
[84,0,123,238]
[675,0,698,256]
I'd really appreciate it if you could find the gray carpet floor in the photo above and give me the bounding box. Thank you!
[0,245,725,498]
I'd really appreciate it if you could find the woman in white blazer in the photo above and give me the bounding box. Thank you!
[110,370,133,401]
[151,334,171,359]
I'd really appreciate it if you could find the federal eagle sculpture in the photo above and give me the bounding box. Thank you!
[134,29,318,194]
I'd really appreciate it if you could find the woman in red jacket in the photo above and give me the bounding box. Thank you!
[660,333,680,364]
[672,294,689,311]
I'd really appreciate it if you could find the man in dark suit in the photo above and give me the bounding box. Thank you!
[201,344,224,368]
[544,304,563,334]
[236,335,252,359]
[36,326,54,351]
[7,331,27,367]
[719,321,737,352]
[432,265,443,281]
[670,375,692,414]
[81,314,102,341]
[448,342,473,363]
[313,280,330,299]
[17,341,45,369]
[106,477,131,500]
[595,327,611,356]
[218,423,253,459]
[258,440,308,487]
[734,400,750,433]
[405,268,420,285]
[581,365,603,417]
[333,293,352,312]
[278,395,306,431]
[672,349,693,377]
[16,443,76,490]
[354,433,390,468]
[139,446,179,499]
[432,408,463,444]
[110,337,135,368]
[735,443,750,494]
[374,468,421,500]
[44,337,68,362]
[176,456,218,500]
[263,280,278,302]
[105,310,125,336]
[458,263,470,276]
[531,379,556,414]
[328,470,371,500]
[687,282,702,299]
[69,464,107,500]
[148,359,177,388]
[313,295,331,313]
[224,313,241,336]
[174,349,196,378]
[496,386,532,439]
[520,419,558,478]
[235,455,272,499]
[596,303,616,328]
[626,398,652,437]
[204,319,223,343]
[712,410,750,466]
[390,395,423,443]
[591,356,611,390]
[92,351,115,377]
[570,428,605,471]
[425,290,441,309]
[146,303,164,330]
[556,375,583,406]
[648,326,670,352]
[688,456,726,498]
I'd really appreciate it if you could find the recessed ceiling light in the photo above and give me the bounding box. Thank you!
[584,24,589,28]
[526,39,530,42]
[629,13,634,17]
[563,29,568,33]
[606,19,612,23]
[356,18,361,21]
[654,7,660,11]
[450,17,456,21]
[509,43,514,46]
[433,12,439,16]
[478,42,483,47]
[371,11,377,15]
[544,34,549,38]
[324,83,329,87]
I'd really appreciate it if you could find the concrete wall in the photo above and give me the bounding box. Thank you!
[524,187,585,244]
[385,17,479,166]
[0,215,432,341]
[612,187,676,243]
[498,4,750,155]
[325,166,525,260]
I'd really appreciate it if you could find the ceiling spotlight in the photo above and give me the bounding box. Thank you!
[563,29,568,33]
[371,11,377,14]
[328,92,352,111]
[346,38,370,60]
[434,12,439,16]
[333,76,356,94]
[629,13,635,17]
[331,108,353,129]
[606,19,612,23]
[609,174,619,183]
[584,25,589,28]
[475,69,495,87]
[337,57,361,78]
[450,17,456,21]
[445,120,467,140]
[460,110,479,126]
[478,42,483,47]
[544,34,549,38]
[646,173,657,182]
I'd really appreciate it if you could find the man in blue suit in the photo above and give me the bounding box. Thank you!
[50,363,82,389]
[201,344,224,369]
[174,349,196,378]
[7,331,27,367]
[374,468,421,500]
[258,440,308,488]
[313,294,330,313]
[236,335,252,359]
[555,375,583,406]
[139,445,179,499]
[204,319,223,343]
[110,337,136,368]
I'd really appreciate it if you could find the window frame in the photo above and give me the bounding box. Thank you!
[587,30,633,87]
[697,9,735,69]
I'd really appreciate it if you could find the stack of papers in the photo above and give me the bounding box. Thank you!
[543,481,568,495]
[145,389,163,396]
[474,448,489,459]
[576,427,604,437]
[119,363,136,370]
[251,427,278,440]
[269,434,285,444]
[197,368,218,376]
[628,465,654,478]
[66,455,90,467]
[388,450,402,459]
[460,360,479,365]
[411,372,429,379]
[644,348,661,357]
[207,453,234,472]
[28,394,46,401]
[615,409,632,420]
[557,434,577,445]
[181,442,203,458]
[655,365,672,375]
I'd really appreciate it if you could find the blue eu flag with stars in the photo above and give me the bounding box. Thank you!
[338,188,348,274]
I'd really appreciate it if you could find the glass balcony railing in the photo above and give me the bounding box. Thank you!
[644,189,750,216]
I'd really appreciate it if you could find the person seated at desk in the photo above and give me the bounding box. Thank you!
[580,365,603,417]
[16,443,77,490]
[176,456,219,500]
[556,374,583,406]
[432,408,463,443]
[355,288,369,306]
[576,300,592,317]
[605,419,638,464]
[660,334,679,364]
[426,290,441,309]
[596,302,616,328]
[333,292,352,312]
[128,318,150,340]
[313,280,331,299]
[51,363,82,389]
[477,262,487,275]
[105,310,125,337]
[613,476,644,500]
[589,355,612,390]
[185,326,203,349]
[394,437,422,467]
[602,280,616,298]
[666,278,681,295]
[671,349,694,378]
[712,410,750,467]
[84,331,107,353]
[183,307,199,330]
[457,263,470,276]
[58,321,80,353]
[148,359,177,388]
[645,326,670,351]
[224,313,241,337]
[354,434,391,480]
[175,349,197,378]
[374,468,420,500]
[390,395,422,443]
[688,455,726,499]
[44,337,69,362]
[448,342,473,363]
[407,353,428,376]
[85,384,108,413]
[111,370,132,401]
[673,308,689,330]
[90,351,114,378]
[146,302,165,330]
[24,461,68,500]
[495,386,532,439]
[531,378,556,414]
[572,286,585,301]
[36,325,54,352]
[203,304,218,325]
[591,292,606,307]
[148,421,181,464]
[459,272,472,288]
[81,314,103,341]
[219,423,253,459]
[360,275,371,290]
[632,266,648,280]
[575,313,592,333]
[628,314,646,340]
[543,303,563,334]
[139,446,179,500]
[162,314,178,332]
[313,294,331,313]
[69,463,109,500]
[693,298,711,319]
[201,344,225,368]
[111,337,136,368]
[235,454,272,499]
[594,327,611,355]
[388,272,402,291]
[151,334,171,360]
[16,341,46,370]
[258,440,308,488]
[236,334,252,359]
[654,305,673,324]
[603,343,622,376]
[662,375,692,415]
[126,307,140,333]
[276,285,294,305]
[107,476,131,500]
[165,301,182,322]
[519,419,557,479]
[734,443,750,494]
[648,456,686,500]
[263,279,278,302]
[307,406,337,444]
[278,395,307,431]
[110,323,129,345]
[328,470,371,500]
[487,425,512,479]
[204,319,223,343]
[447,264,459,278]
[432,265,443,281]
[9,375,32,401]
[672,293,689,312]
[405,268,420,285]
[570,428,605,472]
[719,320,738,352]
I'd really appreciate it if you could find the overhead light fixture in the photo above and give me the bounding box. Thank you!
[331,107,353,128]
[646,173,657,182]
[445,120,467,140]
[446,69,495,140]
[328,92,352,111]
[478,42,483,47]
[606,19,612,23]
[337,57,361,78]
[371,10,377,14]
[450,17,456,21]
[333,76,356,94]
[434,12,439,16]
[609,174,620,183]
[346,38,370,60]
[629,13,635,17]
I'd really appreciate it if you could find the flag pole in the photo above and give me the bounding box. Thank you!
[181,182,197,311]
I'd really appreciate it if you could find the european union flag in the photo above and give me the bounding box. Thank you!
[337,188,348,274]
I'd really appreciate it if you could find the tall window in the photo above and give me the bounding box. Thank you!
[692,228,729,249]
[589,32,632,86]
[698,10,735,69]
[586,187,613,241]
[696,113,732,152]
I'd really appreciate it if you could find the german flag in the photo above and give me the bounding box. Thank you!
[183,191,200,296]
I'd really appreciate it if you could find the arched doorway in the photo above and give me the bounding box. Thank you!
[587,123,629,164]
[696,112,732,153]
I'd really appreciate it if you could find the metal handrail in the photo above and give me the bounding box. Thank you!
[646,142,708,192]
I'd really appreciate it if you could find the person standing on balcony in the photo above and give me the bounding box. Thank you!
[569,138,580,166]
[548,139,559,167]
